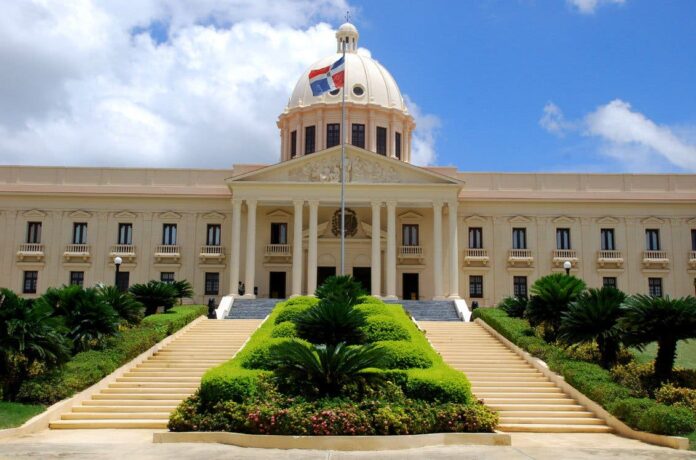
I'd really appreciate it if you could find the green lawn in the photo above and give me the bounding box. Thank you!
[632,341,696,369]
[0,402,45,429]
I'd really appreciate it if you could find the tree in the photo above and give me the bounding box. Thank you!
[560,286,627,369]
[620,295,696,382]
[129,281,177,316]
[314,275,366,307]
[498,296,528,318]
[171,280,194,305]
[97,285,144,326]
[295,299,367,345]
[0,288,71,400]
[526,273,586,342]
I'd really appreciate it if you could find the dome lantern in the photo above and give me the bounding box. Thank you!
[336,22,359,53]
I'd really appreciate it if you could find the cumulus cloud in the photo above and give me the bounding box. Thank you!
[404,95,440,166]
[567,0,626,14]
[539,102,574,136]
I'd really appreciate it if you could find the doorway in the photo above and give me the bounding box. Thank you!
[352,267,371,293]
[402,273,419,300]
[317,266,336,289]
[269,272,286,299]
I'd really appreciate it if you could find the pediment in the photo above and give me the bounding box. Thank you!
[641,216,665,225]
[69,210,92,219]
[202,211,226,221]
[464,214,488,224]
[687,217,696,225]
[596,216,619,225]
[23,209,47,218]
[398,211,423,220]
[159,211,182,220]
[552,216,576,224]
[509,215,531,224]
[266,209,292,219]
[228,145,462,186]
[114,211,137,219]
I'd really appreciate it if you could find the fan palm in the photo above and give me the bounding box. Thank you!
[526,273,586,342]
[295,299,366,345]
[499,296,528,318]
[314,275,366,307]
[97,285,144,325]
[560,286,626,369]
[171,280,194,305]
[129,280,177,316]
[620,294,696,382]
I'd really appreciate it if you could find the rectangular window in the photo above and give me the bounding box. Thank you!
[118,223,133,245]
[402,224,419,246]
[512,228,527,249]
[326,123,340,148]
[395,132,402,159]
[600,228,615,251]
[70,271,84,287]
[513,276,528,298]
[26,222,42,244]
[162,224,177,245]
[648,277,663,297]
[351,123,365,148]
[160,272,175,284]
[23,271,38,294]
[646,229,660,251]
[603,277,617,289]
[556,228,571,250]
[206,224,221,246]
[304,125,315,154]
[691,229,696,251]
[270,223,288,245]
[468,227,483,249]
[72,223,88,244]
[376,126,387,155]
[205,272,220,295]
[469,275,483,298]
[290,130,297,158]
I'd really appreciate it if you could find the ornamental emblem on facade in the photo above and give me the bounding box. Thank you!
[331,208,358,237]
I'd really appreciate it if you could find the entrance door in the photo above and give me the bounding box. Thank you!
[269,272,286,299]
[317,266,336,289]
[402,273,419,300]
[352,267,371,294]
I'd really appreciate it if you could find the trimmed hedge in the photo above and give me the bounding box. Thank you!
[377,341,432,369]
[274,304,312,324]
[270,321,297,338]
[361,315,410,342]
[473,307,696,436]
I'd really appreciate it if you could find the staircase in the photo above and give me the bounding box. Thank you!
[227,299,281,319]
[422,321,611,433]
[49,319,261,429]
[386,300,460,321]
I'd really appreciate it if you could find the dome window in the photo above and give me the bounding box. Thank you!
[352,85,365,97]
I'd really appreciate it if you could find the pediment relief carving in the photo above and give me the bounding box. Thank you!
[266,209,292,219]
[159,211,182,220]
[69,210,92,219]
[596,216,620,225]
[23,209,47,218]
[288,155,400,183]
[552,216,576,224]
[114,211,137,219]
[202,211,226,221]
[398,211,422,221]
[686,217,696,225]
[641,216,665,225]
[508,215,531,224]
[464,214,488,224]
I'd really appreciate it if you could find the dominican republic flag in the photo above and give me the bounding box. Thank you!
[308,56,345,96]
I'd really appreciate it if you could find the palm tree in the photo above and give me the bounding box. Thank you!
[526,273,586,342]
[129,281,177,316]
[620,294,696,382]
[314,275,366,307]
[171,280,194,305]
[97,285,144,326]
[499,296,528,318]
[560,286,626,369]
[295,299,367,345]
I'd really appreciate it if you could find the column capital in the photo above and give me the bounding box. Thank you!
[245,198,257,207]
[307,199,320,208]
[386,200,397,208]
[432,199,444,209]
[292,199,305,208]
[370,200,382,209]
[231,198,243,207]
[447,199,459,209]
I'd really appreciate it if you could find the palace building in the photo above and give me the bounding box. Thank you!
[1,23,696,305]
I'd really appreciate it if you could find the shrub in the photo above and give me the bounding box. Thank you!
[241,338,296,370]
[656,384,696,413]
[526,273,586,342]
[282,296,319,308]
[354,302,391,317]
[271,321,297,338]
[377,341,432,369]
[141,305,207,335]
[357,295,383,305]
[314,275,366,307]
[608,398,696,435]
[97,285,144,326]
[610,361,657,397]
[402,369,472,404]
[129,281,177,315]
[274,304,312,324]
[360,315,410,342]
[563,342,633,367]
[498,296,527,318]
[295,299,366,345]
[171,280,194,304]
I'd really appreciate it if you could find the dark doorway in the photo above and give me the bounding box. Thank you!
[352,267,371,293]
[317,266,336,288]
[116,272,130,292]
[269,272,286,299]
[402,273,419,300]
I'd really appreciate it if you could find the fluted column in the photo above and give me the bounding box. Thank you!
[385,200,397,299]
[307,200,319,295]
[371,201,382,297]
[291,200,304,297]
[432,200,444,300]
[243,199,257,298]
[230,199,242,295]
[447,200,460,299]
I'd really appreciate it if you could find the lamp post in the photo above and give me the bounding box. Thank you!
[563,260,572,276]
[114,256,123,290]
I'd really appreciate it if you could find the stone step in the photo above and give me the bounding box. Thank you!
[497,411,595,418]
[73,405,178,413]
[477,391,567,398]
[50,419,168,429]
[101,388,194,394]
[487,404,585,412]
[109,382,199,389]
[499,417,604,425]
[469,381,555,387]
[472,387,564,394]
[124,371,206,377]
[482,398,576,404]
[116,377,200,383]
[498,424,612,433]
[92,393,188,400]
[82,399,181,406]
[62,412,170,420]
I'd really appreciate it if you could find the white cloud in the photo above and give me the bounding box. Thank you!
[567,0,625,14]
[539,102,574,136]
[404,95,440,166]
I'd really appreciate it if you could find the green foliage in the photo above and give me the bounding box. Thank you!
[140,305,207,335]
[241,338,297,370]
[620,294,696,382]
[0,401,45,429]
[560,287,627,368]
[360,315,410,342]
[526,273,586,342]
[498,295,528,318]
[608,398,696,435]
[270,321,297,338]
[354,302,391,317]
[377,341,432,369]
[314,275,366,307]
[282,296,319,308]
[129,280,177,315]
[97,285,144,326]
[357,295,384,305]
[171,279,194,304]
[402,368,472,404]
[656,384,696,413]
[274,304,312,324]
[295,299,366,345]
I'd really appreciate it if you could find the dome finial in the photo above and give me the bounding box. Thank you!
[336,18,358,53]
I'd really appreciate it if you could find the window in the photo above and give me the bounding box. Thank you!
[162,224,177,245]
[556,228,571,250]
[205,272,220,295]
[648,277,663,297]
[23,271,38,294]
[206,224,221,246]
[395,132,402,159]
[26,222,42,244]
[304,125,315,154]
[70,271,84,287]
[513,276,528,298]
[326,123,340,148]
[646,229,660,251]
[290,130,297,158]
[116,272,130,292]
[402,224,419,246]
[601,228,615,251]
[118,223,133,245]
[351,123,365,148]
[468,227,483,249]
[72,223,88,244]
[469,275,483,298]
[512,228,527,249]
[160,272,175,284]
[691,229,696,251]
[376,126,387,155]
[270,223,288,245]
[603,277,617,289]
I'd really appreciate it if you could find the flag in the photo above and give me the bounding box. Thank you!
[308,56,345,96]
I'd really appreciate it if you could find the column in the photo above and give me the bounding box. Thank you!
[448,200,460,299]
[385,200,397,299]
[229,199,242,295]
[307,200,319,295]
[371,201,382,297]
[243,199,257,298]
[432,201,444,299]
[291,200,304,297]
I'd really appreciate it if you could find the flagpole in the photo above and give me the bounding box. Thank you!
[340,37,346,276]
